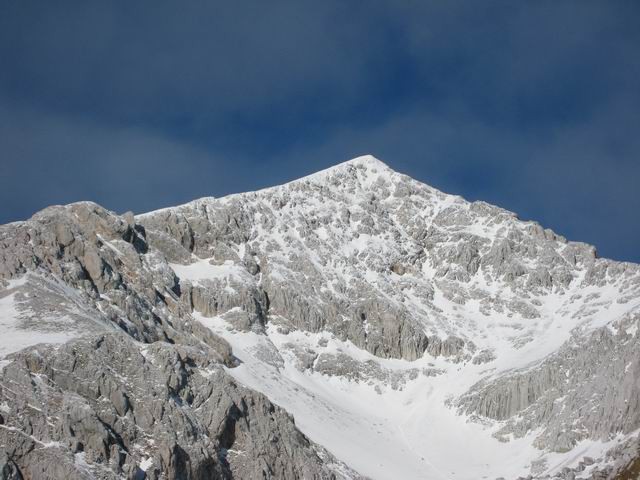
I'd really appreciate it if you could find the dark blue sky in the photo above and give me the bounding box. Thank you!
[1,1,638,262]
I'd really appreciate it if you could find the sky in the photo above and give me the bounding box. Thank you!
[0,1,638,262]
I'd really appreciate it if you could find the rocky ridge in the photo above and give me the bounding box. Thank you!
[0,200,361,479]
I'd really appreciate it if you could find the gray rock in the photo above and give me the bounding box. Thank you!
[0,334,361,480]
[458,316,640,453]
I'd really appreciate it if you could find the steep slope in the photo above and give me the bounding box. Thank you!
[140,155,640,365]
[1,155,639,479]
[0,202,360,479]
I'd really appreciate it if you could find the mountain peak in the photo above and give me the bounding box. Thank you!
[297,154,397,186]
[340,154,390,169]
[319,154,393,175]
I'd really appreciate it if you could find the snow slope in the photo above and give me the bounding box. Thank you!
[0,274,86,364]
[195,313,636,480]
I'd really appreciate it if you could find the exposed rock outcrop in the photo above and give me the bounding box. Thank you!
[0,334,360,480]
[458,315,640,454]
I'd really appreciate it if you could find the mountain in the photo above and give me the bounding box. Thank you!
[0,155,639,480]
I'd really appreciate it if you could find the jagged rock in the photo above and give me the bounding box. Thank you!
[458,316,640,453]
[0,334,360,480]
[426,335,466,358]
[312,352,439,390]
[472,349,496,364]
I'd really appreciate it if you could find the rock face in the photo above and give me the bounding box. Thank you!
[0,200,359,479]
[458,315,640,453]
[0,155,639,479]
[0,334,354,480]
[138,157,639,364]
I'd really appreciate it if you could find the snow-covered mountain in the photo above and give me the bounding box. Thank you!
[1,155,639,479]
